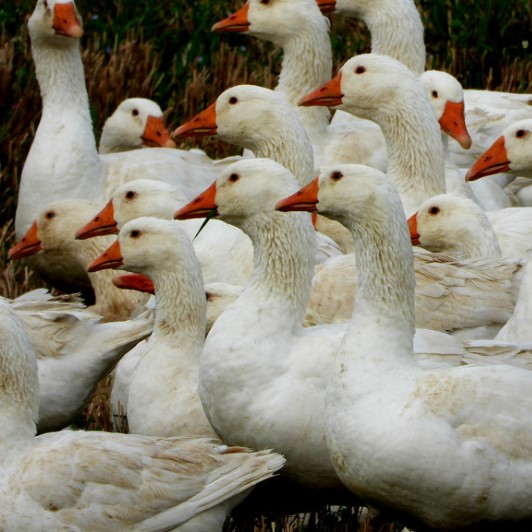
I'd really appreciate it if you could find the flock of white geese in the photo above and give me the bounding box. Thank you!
[2,0,532,529]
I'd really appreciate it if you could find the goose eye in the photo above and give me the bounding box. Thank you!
[228,173,240,183]
[43,0,48,8]
[355,66,366,75]
[125,191,137,200]
[330,171,344,181]
[45,211,55,220]
[428,206,440,215]
[229,97,238,105]
[130,230,141,238]
[431,90,438,98]
[132,109,139,117]
[260,0,271,4]
[516,129,528,139]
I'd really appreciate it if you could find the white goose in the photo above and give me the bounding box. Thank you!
[10,200,147,322]
[301,53,445,218]
[0,296,285,530]
[18,0,231,289]
[318,0,532,169]
[2,289,151,434]
[76,179,253,286]
[98,97,177,154]
[211,0,387,171]
[87,218,218,439]
[278,163,532,530]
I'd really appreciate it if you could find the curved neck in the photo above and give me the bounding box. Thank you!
[341,200,416,366]
[275,20,332,146]
[365,0,426,74]
[150,266,207,352]
[238,211,315,325]
[373,91,446,216]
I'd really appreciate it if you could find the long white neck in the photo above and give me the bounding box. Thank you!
[238,210,315,327]
[275,20,332,150]
[249,120,315,187]
[373,92,446,217]
[17,38,105,237]
[364,0,426,75]
[0,303,39,453]
[148,263,207,353]
[339,193,416,368]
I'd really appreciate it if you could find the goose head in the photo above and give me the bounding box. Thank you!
[466,119,532,181]
[419,70,472,149]
[76,179,188,240]
[99,98,176,154]
[88,218,196,279]
[175,158,300,227]
[407,194,501,259]
[212,0,327,48]
[28,0,83,44]
[10,200,100,261]
[175,85,307,149]
[299,53,420,120]
[276,163,401,229]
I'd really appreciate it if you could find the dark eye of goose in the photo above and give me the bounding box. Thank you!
[43,0,48,8]
[260,0,271,4]
[228,173,240,183]
[429,206,440,215]
[229,97,238,105]
[355,66,366,75]
[130,230,141,238]
[125,191,137,200]
[132,109,139,116]
[45,211,55,220]
[330,171,344,181]
[431,90,438,98]
[516,129,527,139]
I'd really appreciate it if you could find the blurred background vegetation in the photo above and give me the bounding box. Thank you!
[0,1,530,527]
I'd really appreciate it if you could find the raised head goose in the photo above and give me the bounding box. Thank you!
[277,163,532,529]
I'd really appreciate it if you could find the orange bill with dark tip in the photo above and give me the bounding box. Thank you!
[212,3,250,33]
[299,72,344,107]
[276,178,319,212]
[407,212,420,246]
[75,200,117,240]
[316,0,337,14]
[174,102,218,138]
[52,2,83,38]
[113,273,155,294]
[439,100,472,150]
[142,115,177,148]
[87,240,124,272]
[174,182,219,220]
[465,136,510,182]
[8,221,42,260]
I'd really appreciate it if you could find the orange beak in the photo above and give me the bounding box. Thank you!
[75,200,117,240]
[212,3,250,33]
[87,240,124,273]
[142,115,177,148]
[465,136,510,181]
[316,0,337,14]
[439,100,471,149]
[173,102,218,138]
[299,72,344,107]
[112,273,155,294]
[174,182,218,220]
[276,178,320,212]
[8,221,42,260]
[52,2,84,38]
[407,212,420,246]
